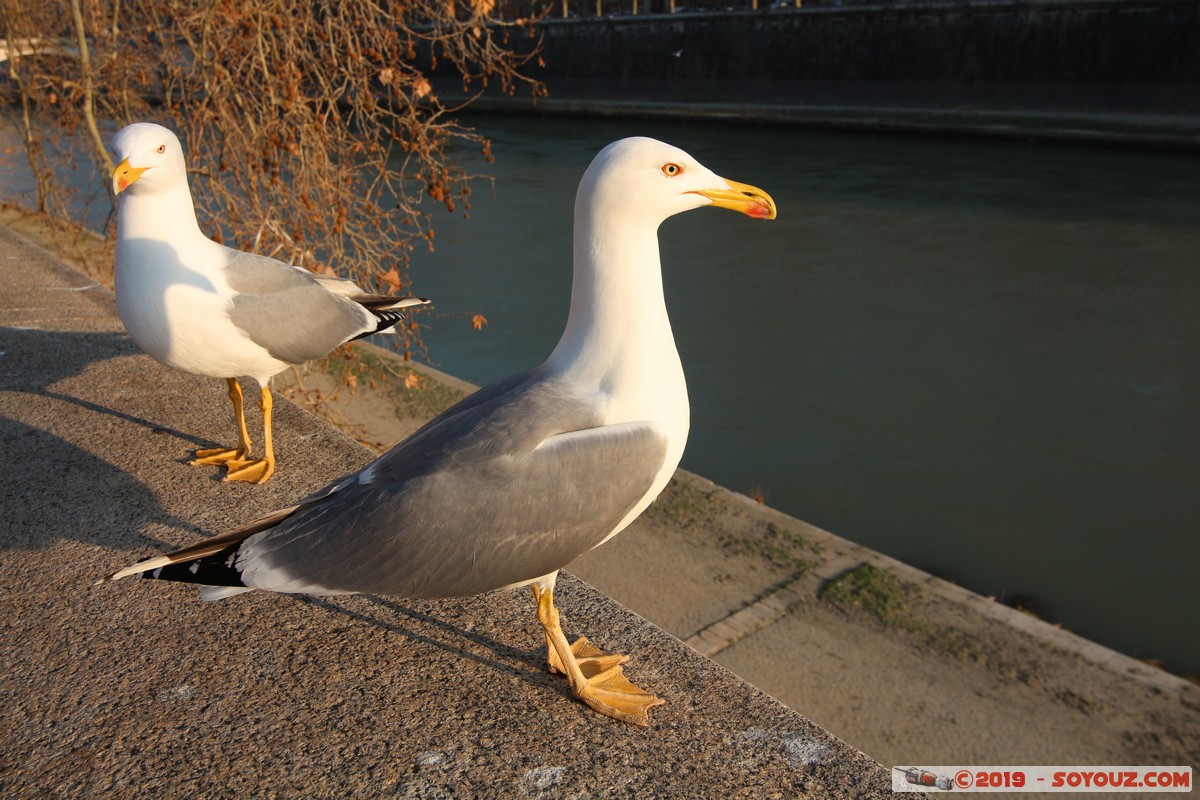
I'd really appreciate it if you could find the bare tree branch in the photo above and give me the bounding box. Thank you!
[2,0,545,362]
[68,0,113,176]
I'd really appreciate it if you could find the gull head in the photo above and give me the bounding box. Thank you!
[110,122,187,196]
[579,137,777,227]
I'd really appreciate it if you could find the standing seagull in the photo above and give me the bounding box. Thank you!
[110,122,428,483]
[105,137,776,725]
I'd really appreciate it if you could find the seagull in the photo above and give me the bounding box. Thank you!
[109,122,428,483]
[105,137,777,725]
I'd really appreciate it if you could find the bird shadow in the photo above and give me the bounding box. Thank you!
[42,387,209,448]
[293,593,554,693]
[0,412,209,554]
[0,326,211,552]
[1,327,208,444]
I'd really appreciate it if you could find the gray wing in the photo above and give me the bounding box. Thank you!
[236,369,671,598]
[223,250,375,364]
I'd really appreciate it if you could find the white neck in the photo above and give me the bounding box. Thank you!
[545,205,687,425]
[116,180,205,245]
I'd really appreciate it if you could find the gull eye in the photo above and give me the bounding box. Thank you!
[156,144,166,154]
[661,162,683,178]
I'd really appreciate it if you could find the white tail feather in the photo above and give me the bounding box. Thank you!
[200,586,255,601]
[101,554,176,583]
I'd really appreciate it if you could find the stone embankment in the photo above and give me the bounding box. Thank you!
[447,0,1200,148]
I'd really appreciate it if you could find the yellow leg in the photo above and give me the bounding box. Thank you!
[532,584,664,726]
[224,386,275,484]
[192,378,253,466]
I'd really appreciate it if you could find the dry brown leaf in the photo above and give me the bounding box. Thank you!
[381,267,403,292]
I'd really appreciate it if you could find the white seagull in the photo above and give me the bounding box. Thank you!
[110,122,428,483]
[106,137,777,725]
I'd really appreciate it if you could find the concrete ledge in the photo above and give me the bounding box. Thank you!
[457,96,1200,151]
[0,224,893,796]
[688,473,1196,698]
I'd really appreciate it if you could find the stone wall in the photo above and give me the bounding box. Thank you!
[524,0,1199,112]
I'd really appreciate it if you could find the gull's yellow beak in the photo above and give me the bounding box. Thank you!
[111,158,148,195]
[692,178,777,220]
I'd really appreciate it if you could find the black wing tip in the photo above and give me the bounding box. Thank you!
[354,307,408,339]
[144,550,247,589]
[376,308,408,326]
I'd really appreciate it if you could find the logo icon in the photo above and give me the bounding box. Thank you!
[895,767,955,791]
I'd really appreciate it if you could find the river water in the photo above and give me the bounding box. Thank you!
[2,111,1196,674]
[406,114,1200,675]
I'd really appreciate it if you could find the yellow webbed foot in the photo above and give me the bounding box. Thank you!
[533,584,664,726]
[192,447,248,466]
[573,662,666,727]
[223,456,274,484]
[193,378,256,471]
[546,635,629,676]
[220,384,276,484]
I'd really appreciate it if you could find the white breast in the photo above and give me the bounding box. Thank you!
[114,235,286,381]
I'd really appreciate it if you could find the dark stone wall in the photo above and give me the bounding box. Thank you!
[524,1,1200,113]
